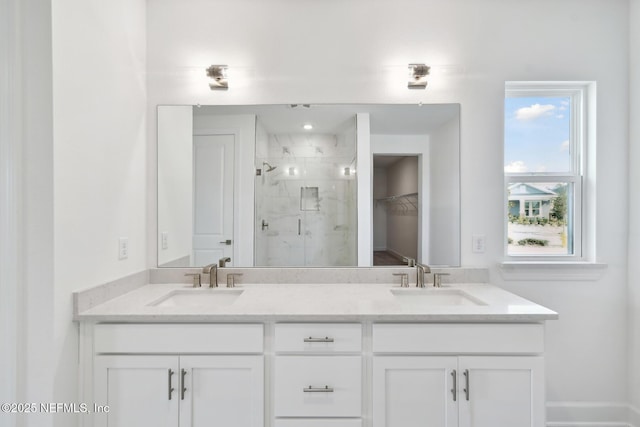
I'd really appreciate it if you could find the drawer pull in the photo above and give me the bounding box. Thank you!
[303,385,334,393]
[303,336,334,343]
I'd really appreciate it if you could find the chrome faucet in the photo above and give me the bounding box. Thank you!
[218,257,231,267]
[416,263,431,288]
[202,264,218,288]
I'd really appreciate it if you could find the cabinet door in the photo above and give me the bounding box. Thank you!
[94,355,179,427]
[179,355,263,427]
[372,356,458,427]
[458,356,544,427]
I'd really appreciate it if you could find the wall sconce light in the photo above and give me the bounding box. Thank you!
[206,65,228,90]
[344,167,351,176]
[408,63,430,89]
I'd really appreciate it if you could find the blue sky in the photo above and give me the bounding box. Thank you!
[504,96,571,173]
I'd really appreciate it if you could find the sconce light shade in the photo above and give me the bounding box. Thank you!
[206,65,228,90]
[408,63,430,89]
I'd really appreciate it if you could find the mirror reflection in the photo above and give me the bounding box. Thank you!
[157,104,460,268]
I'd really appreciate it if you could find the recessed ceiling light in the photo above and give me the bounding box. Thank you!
[303,124,313,130]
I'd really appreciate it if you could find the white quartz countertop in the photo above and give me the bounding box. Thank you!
[75,282,558,322]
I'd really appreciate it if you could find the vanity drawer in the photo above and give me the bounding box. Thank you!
[94,323,263,354]
[274,420,362,427]
[372,323,544,354]
[274,356,362,417]
[274,323,362,353]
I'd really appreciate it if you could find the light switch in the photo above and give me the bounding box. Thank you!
[161,232,168,250]
[118,237,129,260]
[472,234,486,253]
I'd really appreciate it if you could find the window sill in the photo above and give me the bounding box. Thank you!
[498,261,608,281]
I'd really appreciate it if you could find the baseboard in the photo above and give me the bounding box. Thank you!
[547,401,632,427]
[386,248,410,262]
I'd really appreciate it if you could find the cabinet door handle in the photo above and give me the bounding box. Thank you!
[303,336,334,343]
[303,385,334,393]
[451,370,457,402]
[463,369,470,401]
[180,369,187,400]
[168,369,175,400]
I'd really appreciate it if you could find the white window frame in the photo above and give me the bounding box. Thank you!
[504,82,594,262]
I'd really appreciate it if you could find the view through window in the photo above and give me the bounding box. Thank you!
[504,88,583,257]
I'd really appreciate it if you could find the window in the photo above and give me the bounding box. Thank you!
[504,82,591,259]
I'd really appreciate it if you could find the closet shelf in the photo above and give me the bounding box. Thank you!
[375,192,418,213]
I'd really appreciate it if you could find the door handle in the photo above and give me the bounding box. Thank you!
[181,369,187,400]
[451,369,457,402]
[463,369,470,401]
[168,369,175,400]
[219,239,232,245]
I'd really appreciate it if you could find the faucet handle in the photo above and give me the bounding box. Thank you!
[403,257,416,267]
[393,273,409,288]
[226,273,243,288]
[433,272,450,288]
[184,273,202,288]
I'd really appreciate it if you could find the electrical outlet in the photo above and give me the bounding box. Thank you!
[118,237,129,260]
[161,232,169,250]
[472,234,486,253]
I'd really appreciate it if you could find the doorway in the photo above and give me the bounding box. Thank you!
[372,155,419,266]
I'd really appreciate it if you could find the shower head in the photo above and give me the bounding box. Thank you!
[262,162,277,172]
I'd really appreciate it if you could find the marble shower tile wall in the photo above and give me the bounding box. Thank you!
[255,132,357,266]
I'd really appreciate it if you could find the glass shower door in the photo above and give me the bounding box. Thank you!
[254,130,357,267]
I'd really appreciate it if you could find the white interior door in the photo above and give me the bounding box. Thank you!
[94,355,179,427]
[372,356,458,427]
[179,355,264,427]
[193,134,234,266]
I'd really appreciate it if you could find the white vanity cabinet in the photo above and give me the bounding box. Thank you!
[273,323,363,426]
[371,324,546,427]
[83,319,550,427]
[91,324,264,427]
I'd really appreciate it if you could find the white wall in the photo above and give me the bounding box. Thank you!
[157,106,193,266]
[146,0,630,422]
[52,1,147,425]
[430,117,461,266]
[0,1,56,426]
[629,0,640,422]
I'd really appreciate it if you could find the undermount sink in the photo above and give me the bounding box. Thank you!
[390,288,486,306]
[149,289,244,308]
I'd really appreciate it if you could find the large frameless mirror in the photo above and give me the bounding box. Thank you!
[157,104,460,268]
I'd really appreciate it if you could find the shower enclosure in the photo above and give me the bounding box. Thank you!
[254,116,357,266]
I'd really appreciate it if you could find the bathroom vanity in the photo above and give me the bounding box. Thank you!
[74,269,557,427]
